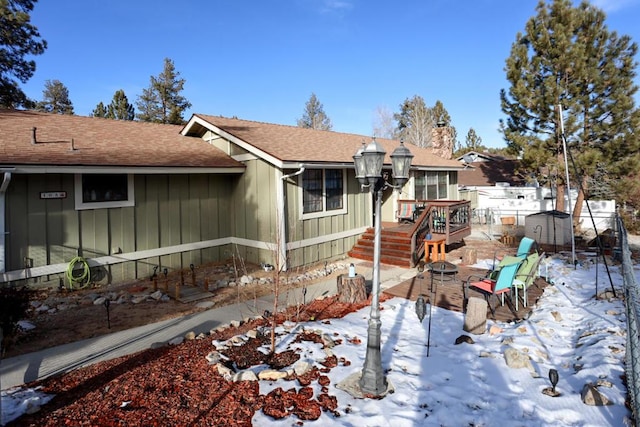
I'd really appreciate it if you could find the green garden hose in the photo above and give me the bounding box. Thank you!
[66,256,91,289]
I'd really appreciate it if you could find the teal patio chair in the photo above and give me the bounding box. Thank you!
[489,236,537,276]
[464,255,523,319]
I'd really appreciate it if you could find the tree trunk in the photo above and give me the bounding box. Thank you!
[555,180,566,212]
[572,176,588,231]
[555,119,566,213]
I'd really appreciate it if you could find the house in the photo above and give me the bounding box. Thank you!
[457,151,527,188]
[0,110,465,287]
[456,151,615,233]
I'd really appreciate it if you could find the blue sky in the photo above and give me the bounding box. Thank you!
[21,0,640,148]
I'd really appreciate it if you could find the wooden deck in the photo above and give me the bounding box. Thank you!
[382,237,550,322]
[383,267,549,322]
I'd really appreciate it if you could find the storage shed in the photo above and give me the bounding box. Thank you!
[525,210,572,246]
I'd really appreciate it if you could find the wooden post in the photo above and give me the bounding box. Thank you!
[337,274,367,303]
[153,277,158,292]
[462,248,477,265]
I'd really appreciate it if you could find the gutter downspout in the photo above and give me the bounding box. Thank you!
[278,165,305,272]
[0,171,13,273]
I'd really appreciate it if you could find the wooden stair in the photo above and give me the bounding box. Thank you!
[348,226,414,268]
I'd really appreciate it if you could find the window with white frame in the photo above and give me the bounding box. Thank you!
[301,168,346,217]
[74,174,135,210]
[415,171,448,200]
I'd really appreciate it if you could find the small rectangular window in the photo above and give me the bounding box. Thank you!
[75,174,134,210]
[82,174,128,203]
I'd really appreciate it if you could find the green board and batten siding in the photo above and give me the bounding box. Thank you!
[229,157,278,266]
[5,173,233,285]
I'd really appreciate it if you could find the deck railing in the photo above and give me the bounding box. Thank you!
[397,199,472,266]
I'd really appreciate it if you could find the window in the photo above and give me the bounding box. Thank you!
[301,168,346,217]
[302,169,323,213]
[75,174,134,210]
[427,173,438,199]
[415,171,448,200]
[325,170,344,211]
[415,173,426,200]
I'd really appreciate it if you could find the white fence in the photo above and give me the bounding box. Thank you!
[460,188,616,233]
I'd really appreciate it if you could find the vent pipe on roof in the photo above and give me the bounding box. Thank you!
[31,127,37,144]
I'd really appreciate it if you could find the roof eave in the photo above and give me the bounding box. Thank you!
[4,165,246,174]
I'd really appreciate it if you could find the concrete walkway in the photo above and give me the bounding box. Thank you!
[0,261,415,391]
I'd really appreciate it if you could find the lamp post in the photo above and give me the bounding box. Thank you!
[353,138,413,396]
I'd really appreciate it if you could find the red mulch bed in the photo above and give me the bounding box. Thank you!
[8,294,390,426]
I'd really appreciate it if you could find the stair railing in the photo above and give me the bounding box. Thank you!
[405,200,472,266]
[408,205,432,267]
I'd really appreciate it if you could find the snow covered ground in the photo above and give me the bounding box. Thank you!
[2,253,638,426]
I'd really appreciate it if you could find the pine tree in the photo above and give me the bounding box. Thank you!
[0,0,47,108]
[454,128,487,158]
[465,128,483,151]
[136,58,191,124]
[500,0,639,224]
[297,93,332,130]
[92,102,108,118]
[107,89,134,120]
[36,79,74,114]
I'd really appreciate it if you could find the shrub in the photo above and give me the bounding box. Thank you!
[0,285,34,357]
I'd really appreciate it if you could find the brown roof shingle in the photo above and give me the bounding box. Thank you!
[0,110,244,169]
[458,160,526,187]
[192,114,464,170]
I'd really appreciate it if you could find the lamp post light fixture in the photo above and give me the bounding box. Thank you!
[352,138,413,397]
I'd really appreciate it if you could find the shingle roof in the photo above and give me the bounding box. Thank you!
[190,114,464,170]
[0,110,244,169]
[458,160,526,187]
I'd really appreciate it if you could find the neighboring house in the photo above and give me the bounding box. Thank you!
[0,110,464,287]
[456,151,615,233]
[457,151,526,188]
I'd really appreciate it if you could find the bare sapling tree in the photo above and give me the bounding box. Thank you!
[266,209,288,354]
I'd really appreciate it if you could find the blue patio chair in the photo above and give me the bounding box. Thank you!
[489,236,537,275]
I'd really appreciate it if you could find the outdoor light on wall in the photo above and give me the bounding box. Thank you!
[351,137,414,397]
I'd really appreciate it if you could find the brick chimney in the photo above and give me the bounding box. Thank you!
[430,121,453,159]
